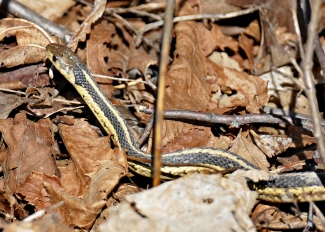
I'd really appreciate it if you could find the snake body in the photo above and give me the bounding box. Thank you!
[46,43,325,202]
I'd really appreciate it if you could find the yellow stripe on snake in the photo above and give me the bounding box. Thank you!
[46,43,325,203]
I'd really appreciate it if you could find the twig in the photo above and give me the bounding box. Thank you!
[0,0,72,42]
[140,107,325,134]
[300,0,325,162]
[137,113,154,147]
[152,0,174,187]
[136,7,258,46]
[106,8,162,21]
[314,36,325,79]
[93,73,152,86]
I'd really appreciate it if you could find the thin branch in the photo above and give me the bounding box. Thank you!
[0,0,72,42]
[137,113,154,147]
[301,0,325,162]
[140,107,325,134]
[106,8,162,21]
[314,36,325,78]
[152,0,174,187]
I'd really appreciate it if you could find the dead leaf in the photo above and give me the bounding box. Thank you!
[44,181,104,229]
[0,18,54,46]
[45,161,127,229]
[0,112,58,192]
[252,203,325,231]
[161,1,213,152]
[0,91,24,119]
[208,62,269,113]
[0,45,46,68]
[0,190,27,220]
[250,131,296,157]
[59,119,128,196]
[198,23,239,56]
[229,133,270,170]
[0,64,50,89]
[15,172,63,211]
[69,0,106,51]
[83,161,127,206]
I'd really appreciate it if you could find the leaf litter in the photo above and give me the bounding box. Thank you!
[0,0,324,231]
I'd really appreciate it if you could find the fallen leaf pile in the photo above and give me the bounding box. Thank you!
[0,0,324,231]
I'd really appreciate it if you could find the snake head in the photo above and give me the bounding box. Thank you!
[46,43,79,83]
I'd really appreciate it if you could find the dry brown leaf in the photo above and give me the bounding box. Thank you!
[59,119,128,196]
[161,1,213,151]
[287,126,316,147]
[277,150,318,172]
[239,33,254,70]
[0,18,55,68]
[69,0,106,51]
[250,131,296,157]
[0,64,50,89]
[15,172,63,211]
[83,161,127,206]
[127,45,158,78]
[208,62,269,113]
[99,174,257,232]
[87,20,126,77]
[198,23,239,56]
[252,203,325,231]
[242,19,261,42]
[0,113,58,192]
[0,45,46,68]
[0,91,24,119]
[44,181,105,229]
[0,190,27,220]
[0,18,53,46]
[228,0,297,75]
[58,160,81,196]
[44,161,126,229]
[229,133,270,170]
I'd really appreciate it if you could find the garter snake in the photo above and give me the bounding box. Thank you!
[46,43,325,203]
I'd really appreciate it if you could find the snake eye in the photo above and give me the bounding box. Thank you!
[52,55,57,62]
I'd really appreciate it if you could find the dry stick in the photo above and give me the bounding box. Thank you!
[301,0,325,162]
[76,0,163,20]
[314,35,325,79]
[0,0,72,42]
[152,0,174,187]
[137,114,154,147]
[140,108,325,133]
[299,0,325,79]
